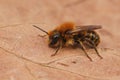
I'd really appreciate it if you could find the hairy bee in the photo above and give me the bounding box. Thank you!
[33,22,102,61]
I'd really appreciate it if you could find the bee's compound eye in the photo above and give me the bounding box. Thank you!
[49,33,60,46]
[53,34,59,39]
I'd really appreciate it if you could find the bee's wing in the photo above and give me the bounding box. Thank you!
[76,25,102,30]
[67,25,102,34]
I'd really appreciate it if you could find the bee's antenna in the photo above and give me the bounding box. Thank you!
[32,25,49,35]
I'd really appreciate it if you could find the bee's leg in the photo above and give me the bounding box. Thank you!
[85,39,103,59]
[51,42,62,56]
[38,34,47,38]
[78,41,93,61]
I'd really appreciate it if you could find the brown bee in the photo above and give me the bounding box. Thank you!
[33,22,102,61]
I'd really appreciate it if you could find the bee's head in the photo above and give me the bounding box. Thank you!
[32,25,61,48]
[48,31,61,48]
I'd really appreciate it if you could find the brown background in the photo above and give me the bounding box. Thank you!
[0,0,120,80]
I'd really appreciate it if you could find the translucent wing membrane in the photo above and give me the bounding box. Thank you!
[76,25,102,30]
[67,25,102,34]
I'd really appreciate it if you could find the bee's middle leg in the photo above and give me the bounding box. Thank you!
[78,41,93,61]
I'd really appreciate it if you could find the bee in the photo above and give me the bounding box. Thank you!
[33,22,102,61]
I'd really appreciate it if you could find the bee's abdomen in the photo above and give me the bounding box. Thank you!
[85,31,100,46]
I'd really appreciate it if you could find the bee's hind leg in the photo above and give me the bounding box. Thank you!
[85,38,103,59]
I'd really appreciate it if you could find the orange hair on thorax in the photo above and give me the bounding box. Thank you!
[56,22,75,33]
[48,22,75,36]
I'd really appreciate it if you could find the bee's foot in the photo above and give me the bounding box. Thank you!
[99,56,103,59]
[38,34,47,38]
[86,56,93,61]
[89,58,93,62]
[98,55,103,59]
[51,54,56,57]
